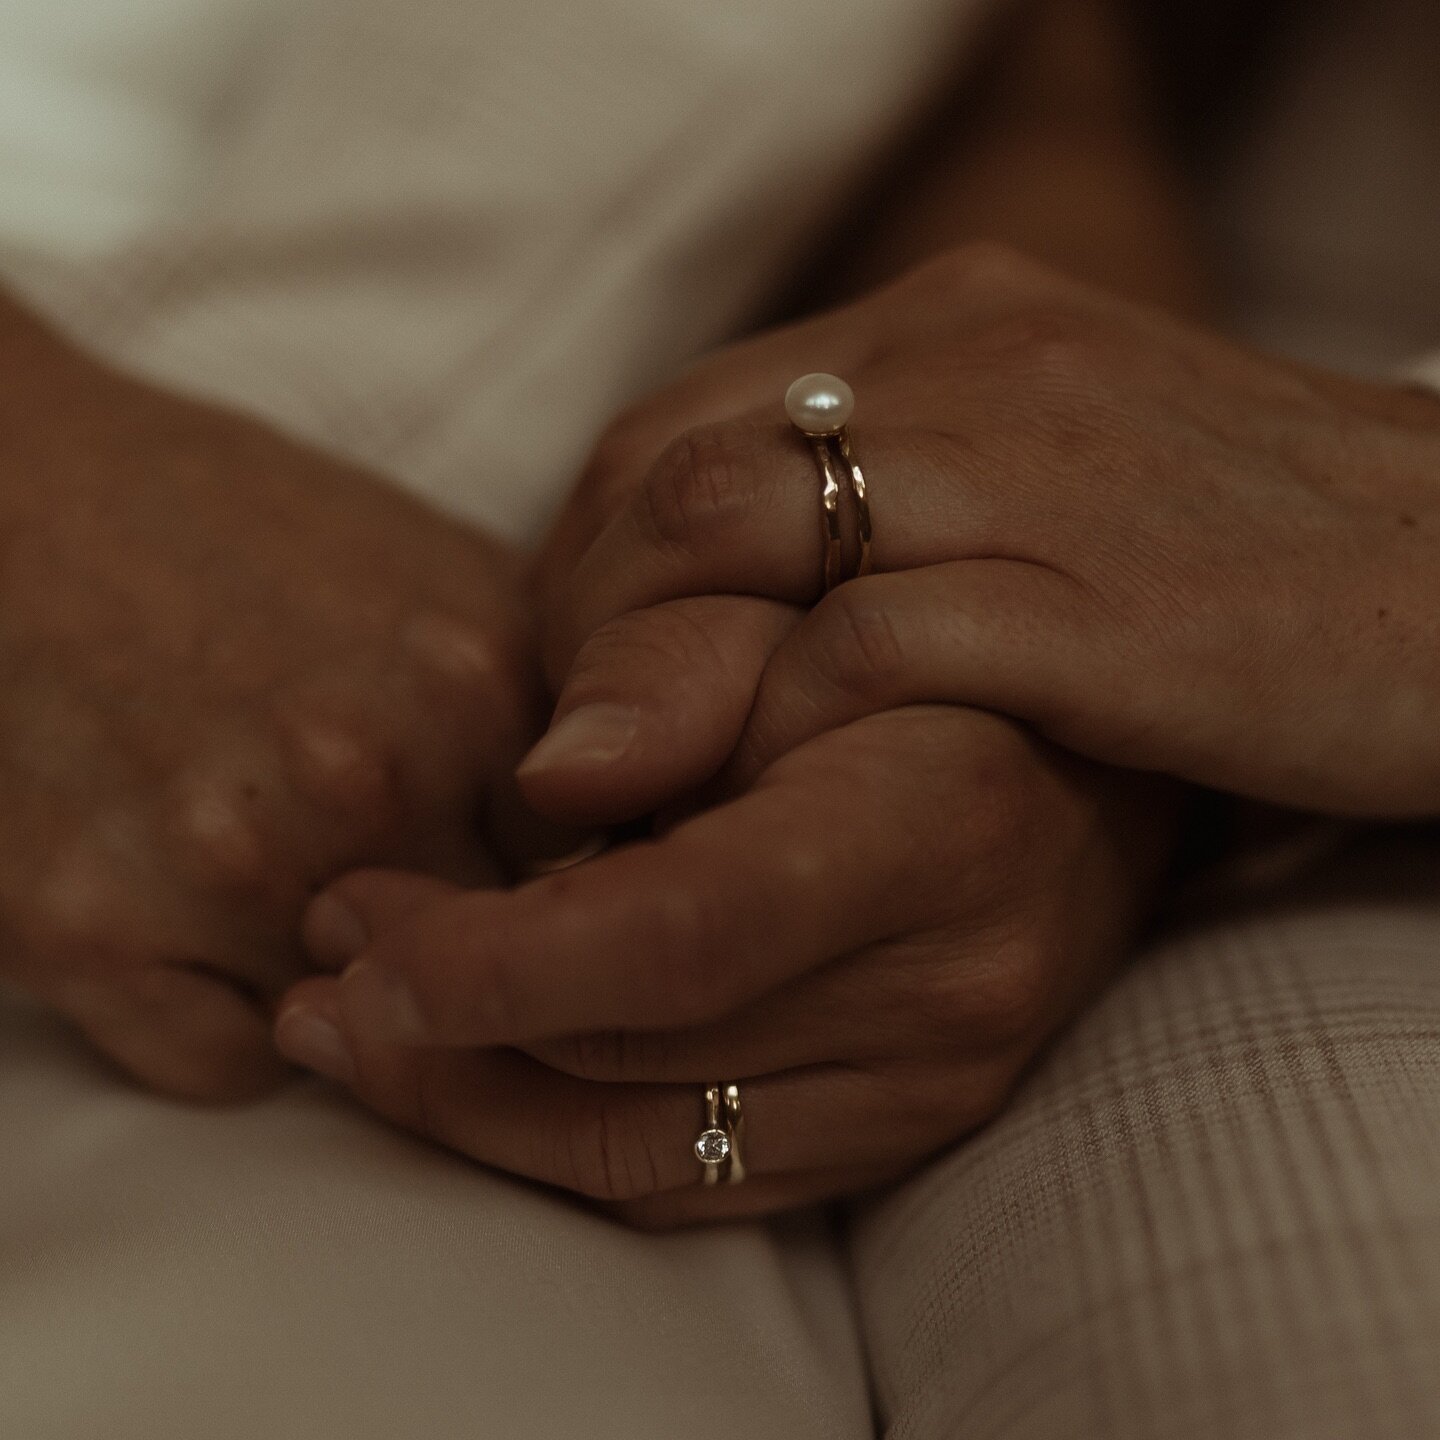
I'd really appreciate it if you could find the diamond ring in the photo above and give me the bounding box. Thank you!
[695,1083,746,1185]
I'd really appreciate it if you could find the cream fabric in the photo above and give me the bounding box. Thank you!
[0,0,993,543]
[1405,352,1440,394]
[0,0,284,258]
[0,988,873,1440]
[848,829,1440,1439]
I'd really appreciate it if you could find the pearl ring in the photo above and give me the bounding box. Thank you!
[785,373,873,593]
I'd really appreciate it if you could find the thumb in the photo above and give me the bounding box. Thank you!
[515,594,797,826]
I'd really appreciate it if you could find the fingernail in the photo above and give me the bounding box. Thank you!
[342,959,428,1043]
[517,703,640,778]
[304,893,369,968]
[274,1007,356,1085]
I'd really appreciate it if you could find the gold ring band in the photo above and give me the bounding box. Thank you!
[835,428,873,582]
[785,373,871,592]
[694,1082,746,1185]
[810,437,846,592]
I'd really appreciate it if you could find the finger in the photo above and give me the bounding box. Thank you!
[532,308,874,606]
[169,670,504,968]
[310,714,946,1048]
[521,937,997,1083]
[532,241,1082,611]
[543,417,1014,688]
[483,768,601,879]
[727,558,1106,789]
[393,607,540,790]
[303,870,466,970]
[516,595,798,826]
[64,962,289,1102]
[270,1003,982,1199]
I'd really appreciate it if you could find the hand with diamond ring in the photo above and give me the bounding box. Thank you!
[276,702,1178,1226]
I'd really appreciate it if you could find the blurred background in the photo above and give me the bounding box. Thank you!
[0,0,1435,536]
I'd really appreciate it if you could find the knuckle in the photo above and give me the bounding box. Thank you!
[470,948,524,1043]
[1026,335,1103,397]
[568,612,677,689]
[163,770,270,894]
[641,425,762,557]
[809,583,910,703]
[400,609,508,705]
[767,829,832,898]
[275,708,402,826]
[923,241,1037,298]
[111,981,286,1103]
[565,408,673,548]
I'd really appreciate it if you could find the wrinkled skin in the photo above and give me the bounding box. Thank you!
[281,705,1179,1227]
[270,248,1305,1224]
[531,245,1440,822]
[279,245,1440,1223]
[0,299,539,1099]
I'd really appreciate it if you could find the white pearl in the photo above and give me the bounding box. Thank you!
[785,373,855,436]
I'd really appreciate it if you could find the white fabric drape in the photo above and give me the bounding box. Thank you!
[0,0,996,543]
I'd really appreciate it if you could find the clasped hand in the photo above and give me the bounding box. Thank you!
[277,246,1440,1225]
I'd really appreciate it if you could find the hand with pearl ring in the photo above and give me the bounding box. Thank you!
[524,245,1440,825]
[784,373,873,593]
[278,694,1173,1225]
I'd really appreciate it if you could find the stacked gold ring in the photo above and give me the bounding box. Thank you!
[694,1083,746,1185]
[785,373,874,592]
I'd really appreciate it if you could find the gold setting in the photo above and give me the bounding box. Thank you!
[788,376,873,592]
[697,1082,746,1185]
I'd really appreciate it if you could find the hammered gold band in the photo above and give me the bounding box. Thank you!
[786,373,873,593]
[694,1083,746,1185]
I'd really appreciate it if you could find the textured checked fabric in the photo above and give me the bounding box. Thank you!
[849,828,1440,1439]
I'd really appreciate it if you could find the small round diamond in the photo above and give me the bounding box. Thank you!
[694,1128,731,1164]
